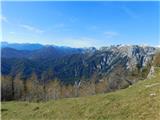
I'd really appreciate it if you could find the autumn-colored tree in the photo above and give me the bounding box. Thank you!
[41,69,54,100]
[79,80,96,97]
[153,52,160,67]
[89,73,97,95]
[74,80,81,97]
[95,79,108,94]
[61,84,74,98]
[2,70,111,101]
[46,79,61,100]
[14,74,23,100]
[25,73,43,101]
[1,75,12,100]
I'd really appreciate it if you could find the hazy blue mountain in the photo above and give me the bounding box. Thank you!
[1,42,84,60]
[1,41,44,51]
[1,48,31,58]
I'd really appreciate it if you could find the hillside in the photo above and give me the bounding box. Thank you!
[1,44,156,85]
[2,67,160,120]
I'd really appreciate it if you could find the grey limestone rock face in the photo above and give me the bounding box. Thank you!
[94,45,156,73]
[91,45,156,91]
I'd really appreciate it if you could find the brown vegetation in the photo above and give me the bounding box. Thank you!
[1,73,109,102]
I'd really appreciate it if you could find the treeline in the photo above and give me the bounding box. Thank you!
[153,51,160,67]
[1,73,108,102]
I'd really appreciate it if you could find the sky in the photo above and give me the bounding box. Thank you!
[1,1,160,48]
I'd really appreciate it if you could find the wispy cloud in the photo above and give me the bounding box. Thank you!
[89,25,98,31]
[51,37,100,48]
[54,23,65,28]
[0,15,9,23]
[9,32,16,34]
[46,23,71,32]
[104,31,119,38]
[122,6,138,19]
[20,24,44,33]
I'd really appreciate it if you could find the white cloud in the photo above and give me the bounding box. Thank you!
[0,15,9,23]
[50,37,100,48]
[20,24,44,33]
[104,31,119,38]
[9,32,16,34]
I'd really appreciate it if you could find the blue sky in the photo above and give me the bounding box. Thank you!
[1,1,159,48]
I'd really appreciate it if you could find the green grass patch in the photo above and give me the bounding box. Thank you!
[2,68,160,120]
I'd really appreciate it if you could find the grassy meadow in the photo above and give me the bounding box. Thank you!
[1,68,160,120]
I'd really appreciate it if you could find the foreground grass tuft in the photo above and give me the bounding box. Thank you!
[2,68,160,120]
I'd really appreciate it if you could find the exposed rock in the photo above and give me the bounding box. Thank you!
[149,93,156,97]
[147,66,155,79]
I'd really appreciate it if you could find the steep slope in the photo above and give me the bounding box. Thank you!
[1,48,31,58]
[1,45,156,86]
[2,67,160,120]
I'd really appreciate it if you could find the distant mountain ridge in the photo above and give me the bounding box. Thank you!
[1,41,44,51]
[1,42,157,91]
[1,42,84,60]
[1,41,85,51]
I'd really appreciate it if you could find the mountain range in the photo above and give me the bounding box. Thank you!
[1,42,157,91]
